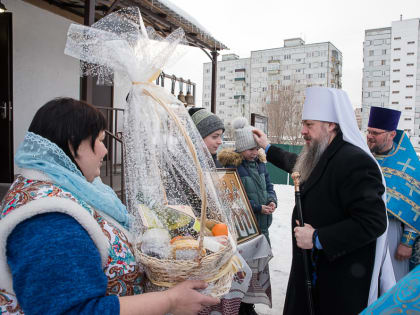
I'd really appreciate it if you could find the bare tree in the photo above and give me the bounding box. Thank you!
[264,82,304,145]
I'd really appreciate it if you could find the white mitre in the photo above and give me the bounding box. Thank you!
[302,86,370,158]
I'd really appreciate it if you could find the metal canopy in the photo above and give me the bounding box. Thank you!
[35,0,228,51]
[29,0,223,113]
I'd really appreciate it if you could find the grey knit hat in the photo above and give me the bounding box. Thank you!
[188,108,225,138]
[233,117,258,152]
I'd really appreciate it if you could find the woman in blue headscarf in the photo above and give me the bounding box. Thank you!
[0,97,218,315]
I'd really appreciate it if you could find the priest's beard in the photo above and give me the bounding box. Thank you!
[293,129,330,183]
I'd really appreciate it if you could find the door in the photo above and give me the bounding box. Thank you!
[0,12,14,183]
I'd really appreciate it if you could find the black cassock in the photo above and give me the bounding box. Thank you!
[267,132,387,315]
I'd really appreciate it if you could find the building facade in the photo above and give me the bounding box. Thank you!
[362,18,420,149]
[202,38,342,137]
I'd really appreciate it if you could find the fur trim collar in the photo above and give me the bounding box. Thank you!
[218,148,266,167]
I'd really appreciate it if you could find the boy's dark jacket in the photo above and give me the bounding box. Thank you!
[218,148,277,238]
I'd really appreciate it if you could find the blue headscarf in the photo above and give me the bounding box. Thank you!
[15,132,130,229]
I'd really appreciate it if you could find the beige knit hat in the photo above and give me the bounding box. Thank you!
[233,117,258,152]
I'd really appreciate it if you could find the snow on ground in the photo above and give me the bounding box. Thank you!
[255,184,294,315]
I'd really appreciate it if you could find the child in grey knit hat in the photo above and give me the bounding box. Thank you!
[220,116,277,241]
[219,116,277,314]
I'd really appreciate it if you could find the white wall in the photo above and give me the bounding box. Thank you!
[390,19,419,134]
[5,0,80,169]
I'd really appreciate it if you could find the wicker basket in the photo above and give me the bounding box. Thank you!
[136,238,236,297]
[135,90,237,297]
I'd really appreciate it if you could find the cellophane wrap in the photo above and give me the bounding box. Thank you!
[64,6,236,248]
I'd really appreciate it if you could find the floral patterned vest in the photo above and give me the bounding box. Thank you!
[0,174,143,314]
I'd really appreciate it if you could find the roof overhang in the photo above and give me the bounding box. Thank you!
[24,0,228,51]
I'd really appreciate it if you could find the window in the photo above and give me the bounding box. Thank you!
[407,52,415,56]
[381,81,386,87]
[205,69,210,73]
[262,67,267,72]
[393,80,400,83]
[393,69,400,72]
[307,74,312,79]
[407,63,414,67]
[394,48,401,51]
[284,54,291,60]
[319,73,326,78]
[407,74,414,77]
[405,107,413,110]
[219,84,225,88]
[406,96,413,99]
[404,118,411,121]
[369,50,374,56]
[369,61,374,66]
[393,59,400,62]
[408,41,415,44]
[392,101,399,104]
[381,60,386,65]
[382,49,387,55]
[392,91,399,94]
[394,37,401,40]
[220,67,226,71]
[368,81,373,87]
[219,75,225,80]
[219,93,225,97]
[283,75,290,80]
[406,85,413,88]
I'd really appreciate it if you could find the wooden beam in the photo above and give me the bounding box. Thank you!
[105,0,121,15]
[22,0,83,23]
[80,0,95,104]
[210,50,218,114]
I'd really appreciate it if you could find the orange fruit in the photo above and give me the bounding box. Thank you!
[211,223,228,236]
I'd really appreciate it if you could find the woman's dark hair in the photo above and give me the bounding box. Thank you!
[29,97,107,166]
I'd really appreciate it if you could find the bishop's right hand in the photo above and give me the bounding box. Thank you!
[252,129,269,150]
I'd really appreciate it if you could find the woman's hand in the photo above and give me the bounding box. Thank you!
[119,280,219,315]
[165,280,220,315]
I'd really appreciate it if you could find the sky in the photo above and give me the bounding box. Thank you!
[165,0,420,109]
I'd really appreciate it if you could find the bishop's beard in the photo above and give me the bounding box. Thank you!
[293,133,330,183]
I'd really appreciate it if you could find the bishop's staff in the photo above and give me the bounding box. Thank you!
[291,172,315,315]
